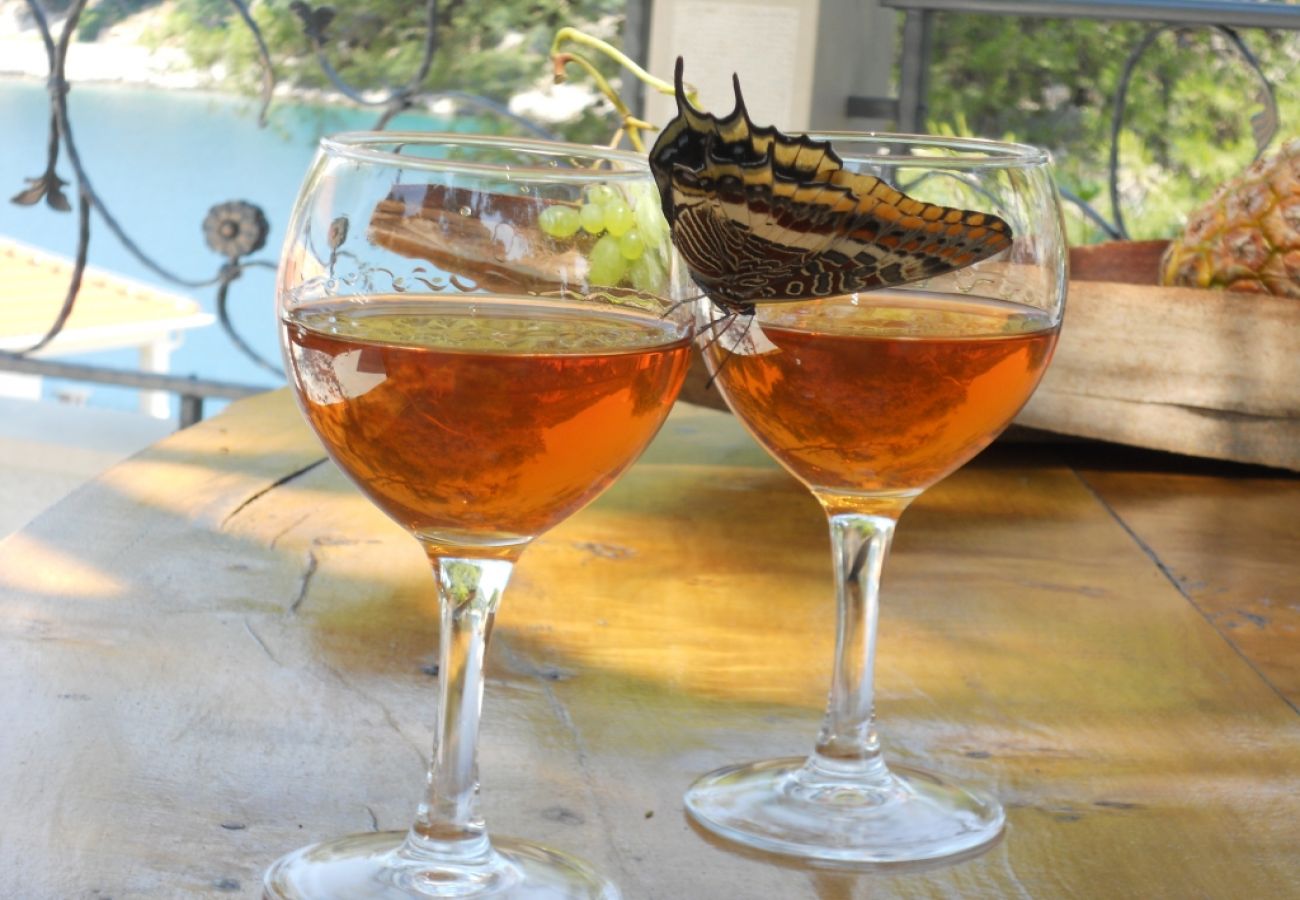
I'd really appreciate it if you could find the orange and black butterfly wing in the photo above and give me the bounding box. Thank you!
[649,58,1013,310]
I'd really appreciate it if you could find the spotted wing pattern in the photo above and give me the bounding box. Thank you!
[648,59,1013,311]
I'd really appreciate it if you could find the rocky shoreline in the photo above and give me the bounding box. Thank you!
[0,0,601,123]
[0,0,217,88]
[0,37,209,89]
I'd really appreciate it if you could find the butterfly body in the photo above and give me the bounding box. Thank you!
[649,59,1013,313]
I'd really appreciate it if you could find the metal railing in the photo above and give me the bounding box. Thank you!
[4,0,554,428]
[8,0,1299,426]
[872,0,1300,239]
[0,355,264,427]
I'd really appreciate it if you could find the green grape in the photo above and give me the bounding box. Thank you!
[633,194,669,243]
[603,200,634,237]
[586,185,617,207]
[588,234,627,285]
[629,254,666,293]
[538,204,580,239]
[579,203,606,234]
[619,229,645,260]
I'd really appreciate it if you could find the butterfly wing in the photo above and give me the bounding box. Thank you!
[649,59,1013,309]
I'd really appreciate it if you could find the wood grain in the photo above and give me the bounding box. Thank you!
[1068,240,1167,285]
[0,391,1296,898]
[1018,279,1300,471]
[1072,448,1300,711]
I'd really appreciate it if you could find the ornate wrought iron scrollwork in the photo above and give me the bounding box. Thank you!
[11,0,1287,381]
[202,201,280,377]
[5,0,553,383]
[1102,24,1279,240]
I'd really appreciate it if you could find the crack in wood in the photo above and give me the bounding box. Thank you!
[1071,467,1299,717]
[285,537,391,615]
[318,660,429,769]
[269,512,313,550]
[288,548,319,616]
[1037,387,1294,422]
[220,457,328,529]
[495,639,630,880]
[242,617,282,667]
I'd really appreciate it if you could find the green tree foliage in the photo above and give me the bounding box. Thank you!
[924,15,1300,242]
[158,0,627,144]
[152,3,1300,244]
[77,0,155,40]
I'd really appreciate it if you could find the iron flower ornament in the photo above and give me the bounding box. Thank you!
[203,200,270,260]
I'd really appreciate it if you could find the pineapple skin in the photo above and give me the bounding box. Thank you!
[1160,138,1300,298]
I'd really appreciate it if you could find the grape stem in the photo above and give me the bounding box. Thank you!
[549,27,700,154]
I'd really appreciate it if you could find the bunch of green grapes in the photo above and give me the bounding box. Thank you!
[537,183,671,294]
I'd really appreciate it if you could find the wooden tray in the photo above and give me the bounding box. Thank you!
[1016,241,1300,472]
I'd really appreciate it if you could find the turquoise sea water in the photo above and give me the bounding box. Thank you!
[0,79,452,414]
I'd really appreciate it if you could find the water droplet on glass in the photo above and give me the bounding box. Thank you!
[392,277,407,292]
[459,205,472,217]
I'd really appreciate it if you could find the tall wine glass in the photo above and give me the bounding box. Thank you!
[266,133,693,898]
[686,134,1066,864]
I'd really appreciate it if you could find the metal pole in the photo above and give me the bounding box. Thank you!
[879,0,1300,30]
[896,10,934,132]
[179,395,205,429]
[624,0,652,119]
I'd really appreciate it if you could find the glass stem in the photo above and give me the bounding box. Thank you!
[806,506,907,785]
[403,553,514,866]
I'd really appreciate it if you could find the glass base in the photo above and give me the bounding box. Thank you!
[684,757,1003,865]
[264,831,620,899]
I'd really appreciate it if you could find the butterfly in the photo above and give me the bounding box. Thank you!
[648,58,1013,314]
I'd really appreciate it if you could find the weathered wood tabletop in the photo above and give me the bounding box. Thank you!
[2,390,1297,899]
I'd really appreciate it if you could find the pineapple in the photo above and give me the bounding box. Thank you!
[1159,138,1300,298]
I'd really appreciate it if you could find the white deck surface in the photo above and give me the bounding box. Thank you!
[0,238,215,417]
[0,397,172,538]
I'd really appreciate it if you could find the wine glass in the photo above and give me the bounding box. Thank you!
[686,134,1066,864]
[266,133,694,898]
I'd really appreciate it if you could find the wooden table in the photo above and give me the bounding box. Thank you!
[2,390,1297,898]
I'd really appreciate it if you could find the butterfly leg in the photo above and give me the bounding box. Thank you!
[696,307,756,388]
[657,288,708,323]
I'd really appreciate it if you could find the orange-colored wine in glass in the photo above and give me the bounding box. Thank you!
[266,134,692,900]
[686,135,1066,866]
